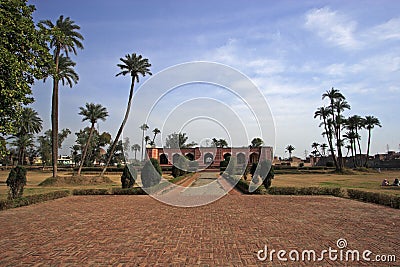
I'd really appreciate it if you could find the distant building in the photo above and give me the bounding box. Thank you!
[146,146,273,167]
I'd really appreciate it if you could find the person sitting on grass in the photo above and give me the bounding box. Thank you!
[381,179,390,186]
[392,178,399,186]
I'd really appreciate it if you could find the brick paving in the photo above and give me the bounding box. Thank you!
[0,195,399,266]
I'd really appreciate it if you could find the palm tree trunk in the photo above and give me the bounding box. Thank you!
[77,124,95,176]
[325,122,339,170]
[51,48,60,178]
[141,129,145,161]
[365,129,372,167]
[101,77,135,176]
[355,128,362,166]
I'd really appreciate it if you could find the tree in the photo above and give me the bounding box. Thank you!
[12,107,43,164]
[285,145,295,159]
[101,54,152,176]
[6,166,27,199]
[151,128,160,147]
[141,158,162,188]
[165,132,197,148]
[0,0,52,138]
[364,116,381,167]
[139,123,149,160]
[250,137,264,148]
[77,103,108,176]
[131,144,140,161]
[212,138,228,148]
[75,128,111,167]
[39,15,84,178]
[311,142,320,157]
[37,129,71,167]
[320,143,328,156]
[145,136,151,146]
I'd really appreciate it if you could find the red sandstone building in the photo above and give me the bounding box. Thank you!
[146,146,273,168]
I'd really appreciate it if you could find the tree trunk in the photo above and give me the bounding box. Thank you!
[365,129,372,167]
[101,77,135,176]
[51,48,60,178]
[355,128,362,167]
[141,129,145,161]
[77,124,95,176]
[324,121,339,171]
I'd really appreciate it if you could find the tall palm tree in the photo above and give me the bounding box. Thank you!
[285,145,295,159]
[131,144,140,160]
[152,128,161,146]
[101,54,152,176]
[364,116,381,167]
[139,123,149,160]
[77,103,108,176]
[144,136,151,147]
[343,131,359,167]
[311,142,320,156]
[40,15,84,178]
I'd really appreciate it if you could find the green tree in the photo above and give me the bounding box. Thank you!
[311,142,320,157]
[364,116,381,167]
[285,145,295,159]
[314,106,338,167]
[6,166,27,199]
[0,0,52,157]
[165,132,197,148]
[250,137,264,148]
[320,143,328,156]
[139,123,149,160]
[151,128,161,146]
[37,129,71,167]
[101,54,152,176]
[131,144,140,161]
[39,15,84,178]
[77,103,108,176]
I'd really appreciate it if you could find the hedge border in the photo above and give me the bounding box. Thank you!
[0,190,70,211]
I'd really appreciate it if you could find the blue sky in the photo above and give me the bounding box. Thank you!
[28,0,400,158]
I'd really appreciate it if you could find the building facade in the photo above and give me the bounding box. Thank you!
[146,146,273,168]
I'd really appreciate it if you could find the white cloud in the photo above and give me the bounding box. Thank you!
[367,18,400,41]
[304,7,360,49]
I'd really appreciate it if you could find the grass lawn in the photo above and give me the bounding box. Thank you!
[1,168,399,199]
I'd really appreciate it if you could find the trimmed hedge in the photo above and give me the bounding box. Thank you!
[267,186,345,197]
[112,187,146,195]
[347,189,400,209]
[72,188,110,195]
[0,190,70,211]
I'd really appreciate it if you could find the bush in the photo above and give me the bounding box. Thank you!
[347,189,400,209]
[225,156,236,177]
[72,189,110,195]
[172,155,188,178]
[121,164,137,189]
[141,158,162,188]
[267,186,344,197]
[0,190,70,211]
[6,166,27,199]
[219,160,228,172]
[326,161,334,167]
[112,187,146,195]
[262,165,274,189]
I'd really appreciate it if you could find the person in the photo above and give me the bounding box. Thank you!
[381,179,390,186]
[392,178,399,186]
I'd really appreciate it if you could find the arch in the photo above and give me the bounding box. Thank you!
[249,152,259,164]
[223,152,232,161]
[185,153,195,161]
[237,153,246,165]
[204,153,214,164]
[172,154,180,164]
[159,154,168,165]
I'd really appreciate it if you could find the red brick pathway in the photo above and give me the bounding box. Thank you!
[0,195,399,266]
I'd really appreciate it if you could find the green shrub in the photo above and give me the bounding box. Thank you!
[72,188,110,195]
[267,186,344,197]
[112,187,146,195]
[6,166,27,199]
[172,155,188,178]
[141,158,162,188]
[0,190,70,211]
[347,189,400,209]
[219,160,228,172]
[326,161,334,167]
[121,164,137,188]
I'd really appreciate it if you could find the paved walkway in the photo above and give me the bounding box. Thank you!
[0,195,399,266]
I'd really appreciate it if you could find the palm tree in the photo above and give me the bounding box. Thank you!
[77,103,108,176]
[320,143,328,156]
[343,131,359,167]
[131,144,140,160]
[101,54,152,176]
[311,142,320,156]
[347,115,365,166]
[144,136,151,147]
[13,107,43,165]
[151,128,161,146]
[139,123,149,160]
[364,116,381,167]
[40,15,84,178]
[285,145,295,159]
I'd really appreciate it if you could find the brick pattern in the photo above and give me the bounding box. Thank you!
[0,195,399,266]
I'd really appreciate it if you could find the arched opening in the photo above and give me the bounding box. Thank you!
[172,154,180,164]
[249,153,259,164]
[204,153,214,164]
[223,153,232,161]
[159,154,168,165]
[237,153,246,165]
[185,153,195,161]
